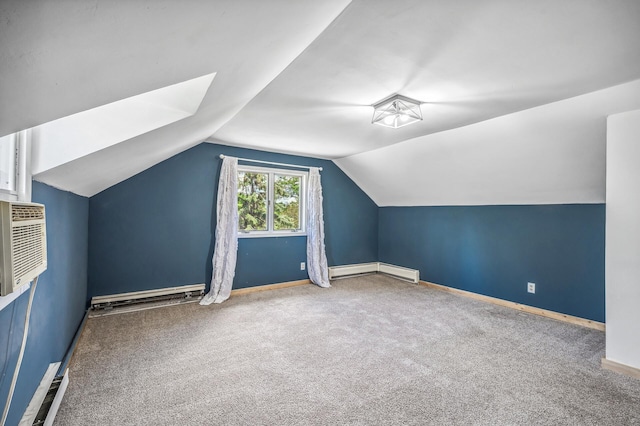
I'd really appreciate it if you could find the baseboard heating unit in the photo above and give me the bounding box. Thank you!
[90,283,205,317]
[328,262,419,283]
[20,363,68,426]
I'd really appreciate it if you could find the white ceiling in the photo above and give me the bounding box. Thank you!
[2,0,640,202]
[32,73,215,176]
[1,0,351,196]
[337,79,640,206]
[214,0,640,159]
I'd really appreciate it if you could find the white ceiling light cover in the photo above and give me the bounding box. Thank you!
[372,94,423,129]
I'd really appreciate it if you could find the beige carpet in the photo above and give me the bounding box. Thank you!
[55,274,640,425]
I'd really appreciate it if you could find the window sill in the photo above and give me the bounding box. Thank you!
[238,232,307,239]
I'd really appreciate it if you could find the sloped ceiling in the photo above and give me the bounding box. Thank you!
[214,0,640,159]
[2,0,640,202]
[0,0,351,196]
[31,73,216,176]
[336,80,640,206]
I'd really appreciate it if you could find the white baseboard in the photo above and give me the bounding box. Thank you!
[19,362,60,426]
[89,283,205,317]
[328,263,379,279]
[328,262,419,283]
[378,263,420,283]
[91,283,205,306]
[43,369,69,426]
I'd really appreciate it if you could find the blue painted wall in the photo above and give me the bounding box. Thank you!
[378,204,605,322]
[0,182,88,425]
[0,145,606,422]
[88,143,378,298]
[88,143,605,322]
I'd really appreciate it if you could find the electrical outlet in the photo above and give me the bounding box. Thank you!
[527,282,536,294]
[300,262,306,271]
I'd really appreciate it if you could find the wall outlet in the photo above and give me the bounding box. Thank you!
[527,282,536,294]
[300,262,306,271]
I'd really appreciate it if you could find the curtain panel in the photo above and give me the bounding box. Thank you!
[201,157,238,305]
[306,167,330,288]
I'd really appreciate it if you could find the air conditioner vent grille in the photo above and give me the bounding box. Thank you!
[12,205,45,221]
[1,201,47,296]
[12,223,46,279]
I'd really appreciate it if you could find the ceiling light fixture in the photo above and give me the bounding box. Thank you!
[371,94,422,128]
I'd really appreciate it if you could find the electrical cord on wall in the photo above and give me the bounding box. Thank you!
[1,276,38,426]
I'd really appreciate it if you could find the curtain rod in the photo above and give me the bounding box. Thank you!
[219,154,322,171]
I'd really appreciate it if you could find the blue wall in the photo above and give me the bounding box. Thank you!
[88,143,605,322]
[378,204,605,322]
[0,182,88,425]
[0,146,607,422]
[88,143,378,298]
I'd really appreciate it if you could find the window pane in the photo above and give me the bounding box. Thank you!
[237,171,268,231]
[274,174,301,231]
[0,134,16,193]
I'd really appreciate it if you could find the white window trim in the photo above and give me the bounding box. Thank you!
[237,165,307,238]
[0,130,31,203]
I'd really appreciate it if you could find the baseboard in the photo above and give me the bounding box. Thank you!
[89,283,205,317]
[43,369,69,426]
[88,281,310,315]
[328,263,379,279]
[328,262,420,283]
[20,363,60,425]
[419,280,605,331]
[377,263,420,283]
[602,358,640,380]
[91,283,205,306]
[230,279,312,296]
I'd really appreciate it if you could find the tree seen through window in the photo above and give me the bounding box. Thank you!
[274,174,300,230]
[237,168,303,234]
[237,171,267,231]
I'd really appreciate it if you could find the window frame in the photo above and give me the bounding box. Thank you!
[0,130,31,203]
[237,165,307,238]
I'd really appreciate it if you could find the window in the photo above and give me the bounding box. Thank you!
[237,165,306,237]
[0,130,31,202]
[0,133,17,195]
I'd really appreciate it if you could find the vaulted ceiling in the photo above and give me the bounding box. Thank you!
[2,0,640,204]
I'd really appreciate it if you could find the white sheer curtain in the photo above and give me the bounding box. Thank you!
[200,157,238,305]
[306,167,330,288]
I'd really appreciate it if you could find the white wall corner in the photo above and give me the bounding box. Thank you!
[605,108,640,371]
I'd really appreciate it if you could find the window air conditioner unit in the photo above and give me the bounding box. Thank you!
[0,201,47,296]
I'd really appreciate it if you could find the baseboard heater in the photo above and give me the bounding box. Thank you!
[90,283,205,317]
[328,262,419,283]
[20,363,68,426]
